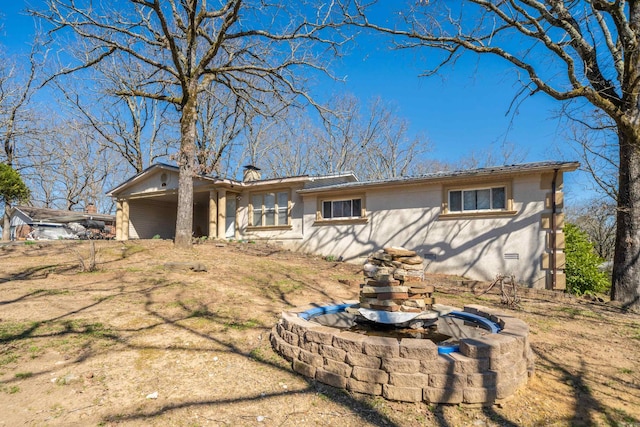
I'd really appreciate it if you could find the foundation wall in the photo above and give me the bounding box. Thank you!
[271,304,533,405]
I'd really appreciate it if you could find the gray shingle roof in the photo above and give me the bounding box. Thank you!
[297,161,580,194]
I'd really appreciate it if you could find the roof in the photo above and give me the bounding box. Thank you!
[297,161,580,194]
[106,163,194,196]
[107,163,359,196]
[13,206,115,223]
[107,161,577,198]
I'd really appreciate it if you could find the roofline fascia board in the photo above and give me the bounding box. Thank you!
[106,162,361,197]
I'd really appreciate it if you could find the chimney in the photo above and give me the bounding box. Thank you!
[243,165,261,182]
[86,203,97,214]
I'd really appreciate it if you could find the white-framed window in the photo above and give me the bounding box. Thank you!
[322,198,362,219]
[448,187,506,212]
[251,191,289,227]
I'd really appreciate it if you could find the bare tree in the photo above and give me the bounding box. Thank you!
[35,0,348,247]
[258,115,316,178]
[308,94,373,176]
[249,94,433,180]
[23,119,122,213]
[567,199,616,262]
[455,141,529,171]
[561,106,619,201]
[55,55,175,174]
[310,95,432,180]
[359,97,432,180]
[194,86,245,175]
[0,44,40,166]
[0,42,43,239]
[345,1,640,311]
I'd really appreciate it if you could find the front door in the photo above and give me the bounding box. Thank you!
[225,195,236,239]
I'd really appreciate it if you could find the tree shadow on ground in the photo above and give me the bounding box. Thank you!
[534,349,640,426]
[0,273,401,426]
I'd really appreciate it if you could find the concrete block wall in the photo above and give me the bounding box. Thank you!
[270,304,533,405]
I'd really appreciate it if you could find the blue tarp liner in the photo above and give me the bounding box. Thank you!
[297,304,502,355]
[297,303,355,320]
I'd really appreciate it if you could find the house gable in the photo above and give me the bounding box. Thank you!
[108,164,183,198]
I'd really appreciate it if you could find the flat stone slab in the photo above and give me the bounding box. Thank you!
[163,262,207,272]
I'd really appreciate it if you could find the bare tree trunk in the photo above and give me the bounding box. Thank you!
[2,203,11,241]
[175,94,197,248]
[612,130,640,312]
[35,0,348,248]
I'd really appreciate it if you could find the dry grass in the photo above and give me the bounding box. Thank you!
[0,240,639,426]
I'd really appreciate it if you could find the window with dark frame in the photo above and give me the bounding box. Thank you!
[448,187,506,212]
[322,198,362,219]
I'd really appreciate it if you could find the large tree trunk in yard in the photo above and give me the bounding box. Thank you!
[2,203,11,241]
[612,131,640,312]
[174,95,197,249]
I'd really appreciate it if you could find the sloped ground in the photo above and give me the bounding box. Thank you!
[0,240,638,426]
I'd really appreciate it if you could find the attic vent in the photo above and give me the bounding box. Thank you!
[160,173,168,187]
[504,253,520,260]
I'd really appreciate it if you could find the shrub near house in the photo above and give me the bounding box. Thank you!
[564,223,610,296]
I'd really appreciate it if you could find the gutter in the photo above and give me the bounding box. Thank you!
[550,168,559,290]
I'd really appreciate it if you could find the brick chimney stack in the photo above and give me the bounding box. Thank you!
[86,203,97,214]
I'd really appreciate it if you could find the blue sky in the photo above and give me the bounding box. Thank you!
[0,1,592,202]
[329,43,567,162]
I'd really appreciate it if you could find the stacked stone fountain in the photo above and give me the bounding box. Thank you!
[356,247,450,328]
[360,247,435,313]
[270,246,535,405]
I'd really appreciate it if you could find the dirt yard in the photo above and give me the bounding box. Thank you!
[0,240,638,426]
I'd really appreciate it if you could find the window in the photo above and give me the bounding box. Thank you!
[322,198,362,219]
[251,191,289,227]
[448,187,506,212]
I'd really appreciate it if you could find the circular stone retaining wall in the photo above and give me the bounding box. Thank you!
[270,303,534,405]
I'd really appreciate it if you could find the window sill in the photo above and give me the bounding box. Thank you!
[438,210,518,220]
[246,225,293,231]
[313,218,369,226]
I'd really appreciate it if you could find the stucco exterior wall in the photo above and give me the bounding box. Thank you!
[123,169,178,195]
[298,173,553,287]
[129,199,177,239]
[108,162,571,288]
[238,185,305,243]
[118,169,210,197]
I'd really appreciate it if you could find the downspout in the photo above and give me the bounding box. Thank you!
[550,169,559,290]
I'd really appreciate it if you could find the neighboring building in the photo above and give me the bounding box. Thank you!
[9,205,116,240]
[107,161,579,289]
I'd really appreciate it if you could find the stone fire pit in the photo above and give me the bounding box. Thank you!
[271,303,533,404]
[271,247,533,405]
